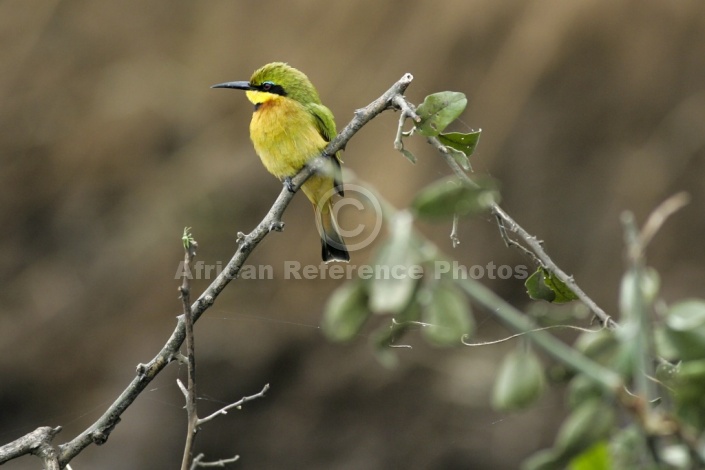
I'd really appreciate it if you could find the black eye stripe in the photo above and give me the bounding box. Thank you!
[257,81,287,96]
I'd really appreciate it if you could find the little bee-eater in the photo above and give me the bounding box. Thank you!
[213,62,350,263]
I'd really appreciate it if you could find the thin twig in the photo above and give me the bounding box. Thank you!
[180,229,199,470]
[191,453,240,469]
[392,94,420,152]
[461,324,602,347]
[493,212,539,263]
[197,383,270,426]
[634,191,690,260]
[420,127,615,328]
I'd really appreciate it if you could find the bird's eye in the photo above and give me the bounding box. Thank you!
[262,81,273,91]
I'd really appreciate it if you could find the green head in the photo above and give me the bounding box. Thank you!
[212,62,322,106]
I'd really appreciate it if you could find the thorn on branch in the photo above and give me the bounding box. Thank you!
[268,221,285,232]
[179,285,190,298]
[173,352,189,365]
[200,295,214,308]
[90,427,113,446]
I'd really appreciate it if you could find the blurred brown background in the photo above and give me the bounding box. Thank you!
[2,1,704,468]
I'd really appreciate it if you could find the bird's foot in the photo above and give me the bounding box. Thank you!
[284,177,296,193]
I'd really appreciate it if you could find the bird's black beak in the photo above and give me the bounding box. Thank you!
[211,81,252,90]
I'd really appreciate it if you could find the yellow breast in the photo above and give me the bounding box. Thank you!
[247,93,327,179]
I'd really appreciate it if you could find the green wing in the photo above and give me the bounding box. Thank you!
[308,103,344,196]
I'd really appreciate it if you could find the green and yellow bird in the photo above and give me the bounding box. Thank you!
[212,62,349,263]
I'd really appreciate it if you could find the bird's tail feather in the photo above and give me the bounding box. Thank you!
[318,202,349,263]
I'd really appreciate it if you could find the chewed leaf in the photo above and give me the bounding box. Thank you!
[438,131,481,171]
[526,267,578,303]
[438,131,481,169]
[415,92,467,137]
[544,270,579,303]
[412,176,499,220]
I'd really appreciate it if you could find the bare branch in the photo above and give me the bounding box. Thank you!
[0,426,62,468]
[191,453,240,469]
[392,94,420,153]
[197,383,270,427]
[635,191,690,259]
[180,228,199,470]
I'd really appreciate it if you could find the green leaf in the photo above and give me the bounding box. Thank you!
[654,361,679,388]
[574,329,619,366]
[492,344,546,410]
[525,269,556,302]
[664,299,705,361]
[555,399,614,458]
[670,360,705,430]
[672,360,705,429]
[368,212,419,314]
[445,146,472,172]
[182,226,195,250]
[543,271,579,303]
[610,425,646,470]
[412,176,499,220]
[321,281,370,342]
[674,359,705,394]
[438,131,481,156]
[422,282,473,346]
[399,147,417,164]
[415,92,467,137]
[525,268,578,303]
[438,131,481,171]
[521,449,562,470]
[370,326,400,368]
[569,441,611,470]
[567,376,604,409]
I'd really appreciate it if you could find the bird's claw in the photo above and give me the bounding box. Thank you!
[284,177,296,193]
